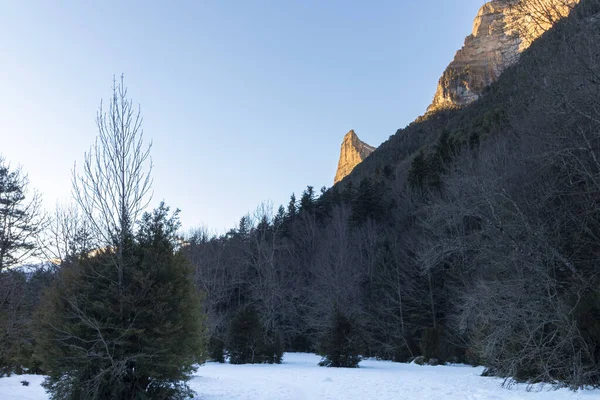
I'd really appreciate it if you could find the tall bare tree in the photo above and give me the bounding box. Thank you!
[73,74,152,250]
[72,74,153,294]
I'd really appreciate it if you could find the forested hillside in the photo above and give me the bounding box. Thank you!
[184,0,600,388]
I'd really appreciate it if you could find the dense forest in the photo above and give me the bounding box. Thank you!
[2,0,600,398]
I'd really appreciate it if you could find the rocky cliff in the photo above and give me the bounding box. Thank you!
[427,0,578,113]
[334,130,376,184]
[333,1,577,184]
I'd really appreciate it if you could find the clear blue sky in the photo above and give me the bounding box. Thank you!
[0,0,484,233]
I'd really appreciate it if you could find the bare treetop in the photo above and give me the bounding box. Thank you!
[73,74,153,248]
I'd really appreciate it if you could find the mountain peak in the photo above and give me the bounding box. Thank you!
[334,130,375,184]
[427,0,578,114]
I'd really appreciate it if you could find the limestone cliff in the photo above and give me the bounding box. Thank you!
[427,0,578,113]
[334,130,376,184]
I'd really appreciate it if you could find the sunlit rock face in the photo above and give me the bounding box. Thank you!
[334,130,376,184]
[427,0,579,113]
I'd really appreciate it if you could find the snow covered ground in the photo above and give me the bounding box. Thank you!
[2,353,600,400]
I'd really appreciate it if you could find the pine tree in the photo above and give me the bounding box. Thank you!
[262,330,284,364]
[225,306,283,365]
[300,186,315,212]
[273,205,286,230]
[0,158,45,375]
[36,203,206,400]
[286,193,297,219]
[0,157,44,271]
[207,336,226,363]
[226,306,263,364]
[408,150,429,189]
[318,308,362,368]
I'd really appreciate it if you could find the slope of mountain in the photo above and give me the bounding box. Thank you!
[340,0,584,187]
[334,130,375,184]
[332,0,578,181]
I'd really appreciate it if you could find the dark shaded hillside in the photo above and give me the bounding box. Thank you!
[342,0,600,188]
[185,0,600,388]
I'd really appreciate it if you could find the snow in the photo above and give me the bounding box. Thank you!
[2,353,600,400]
[0,374,47,400]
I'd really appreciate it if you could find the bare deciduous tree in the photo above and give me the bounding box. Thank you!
[72,74,153,300]
[41,203,93,266]
[72,74,153,250]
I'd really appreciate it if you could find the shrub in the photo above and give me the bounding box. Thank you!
[208,336,226,363]
[226,307,285,365]
[262,330,284,364]
[226,306,264,364]
[419,327,440,360]
[318,308,362,368]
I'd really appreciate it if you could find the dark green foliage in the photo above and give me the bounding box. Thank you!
[273,205,286,230]
[208,336,226,363]
[0,267,53,376]
[350,178,388,225]
[300,186,315,213]
[35,203,206,400]
[408,150,429,189]
[225,306,284,365]
[226,306,264,364]
[419,327,440,361]
[318,309,362,368]
[286,193,297,219]
[468,131,480,150]
[262,330,284,364]
[237,216,251,239]
[407,129,460,191]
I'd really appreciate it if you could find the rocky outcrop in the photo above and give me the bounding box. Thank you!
[427,0,579,113]
[334,130,375,184]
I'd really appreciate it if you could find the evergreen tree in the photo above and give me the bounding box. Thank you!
[226,306,263,364]
[468,131,480,150]
[350,178,387,224]
[225,306,283,365]
[36,203,206,400]
[318,308,362,368]
[0,157,44,271]
[408,150,429,189]
[300,186,315,212]
[207,336,226,363]
[237,215,251,239]
[286,193,297,219]
[0,158,44,376]
[435,129,454,165]
[273,205,286,230]
[341,181,355,202]
[261,330,284,364]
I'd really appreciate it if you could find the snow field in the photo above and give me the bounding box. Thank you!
[2,353,600,400]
